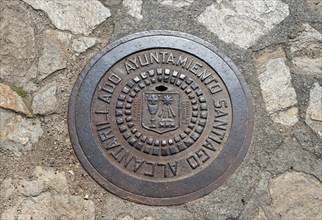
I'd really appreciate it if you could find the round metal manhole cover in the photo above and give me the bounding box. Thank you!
[68,31,254,205]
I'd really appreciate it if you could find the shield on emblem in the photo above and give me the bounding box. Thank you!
[142,91,180,134]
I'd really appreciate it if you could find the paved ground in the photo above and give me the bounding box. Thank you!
[0,0,321,219]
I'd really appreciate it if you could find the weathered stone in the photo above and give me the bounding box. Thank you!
[105,0,122,6]
[101,193,193,220]
[116,214,135,220]
[22,0,111,36]
[254,47,298,125]
[184,161,257,219]
[198,0,289,49]
[1,166,95,220]
[0,83,32,117]
[0,8,37,90]
[141,217,156,220]
[269,172,322,220]
[72,36,97,53]
[123,0,143,20]
[0,110,43,156]
[253,207,267,220]
[255,172,272,205]
[38,30,71,80]
[268,137,322,181]
[32,82,58,115]
[307,0,322,20]
[271,107,299,126]
[2,193,95,220]
[289,23,322,76]
[158,0,194,8]
[0,178,15,201]
[306,83,322,138]
[17,166,69,197]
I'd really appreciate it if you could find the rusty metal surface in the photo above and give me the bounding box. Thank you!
[68,31,254,206]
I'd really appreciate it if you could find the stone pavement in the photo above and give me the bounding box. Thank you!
[0,0,321,219]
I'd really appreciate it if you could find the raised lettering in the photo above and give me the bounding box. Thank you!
[150,52,160,63]
[211,129,225,141]
[167,53,175,64]
[214,109,228,118]
[190,62,203,74]
[214,99,228,108]
[202,138,217,152]
[187,155,200,169]
[96,120,111,131]
[124,62,135,74]
[196,148,210,163]
[129,56,139,68]
[144,161,156,177]
[95,110,109,114]
[168,162,178,176]
[208,135,222,144]
[176,55,187,67]
[108,73,122,84]
[208,84,223,94]
[111,146,124,160]
[99,130,113,142]
[105,138,121,149]
[204,75,218,85]
[98,94,112,103]
[213,119,227,131]
[133,158,144,172]
[157,163,166,177]
[101,83,116,93]
[118,150,134,167]
[197,69,211,81]
[160,51,168,63]
[139,54,149,66]
[186,59,193,70]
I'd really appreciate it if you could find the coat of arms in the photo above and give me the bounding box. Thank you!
[142,90,180,134]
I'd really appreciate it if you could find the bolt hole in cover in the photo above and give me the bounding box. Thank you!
[68,31,254,205]
[155,85,168,91]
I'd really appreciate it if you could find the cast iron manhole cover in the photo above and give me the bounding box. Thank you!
[68,31,254,205]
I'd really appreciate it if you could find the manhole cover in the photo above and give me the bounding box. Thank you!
[68,31,254,205]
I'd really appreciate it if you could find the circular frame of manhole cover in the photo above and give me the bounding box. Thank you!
[68,31,254,206]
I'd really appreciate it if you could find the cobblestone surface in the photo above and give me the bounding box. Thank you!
[0,0,321,219]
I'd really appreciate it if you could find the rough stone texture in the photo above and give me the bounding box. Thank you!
[0,110,43,156]
[72,36,97,54]
[269,172,322,220]
[267,136,322,182]
[105,0,122,7]
[1,166,95,220]
[0,7,37,91]
[141,217,156,220]
[198,0,289,49]
[253,208,267,220]
[98,193,193,219]
[158,0,194,8]
[7,194,95,220]
[289,23,322,76]
[271,107,299,126]
[123,0,143,20]
[305,83,322,138]
[0,0,322,219]
[32,82,58,115]
[17,166,69,197]
[116,214,135,220]
[0,83,32,117]
[38,30,71,81]
[254,47,298,126]
[306,0,322,20]
[22,0,111,36]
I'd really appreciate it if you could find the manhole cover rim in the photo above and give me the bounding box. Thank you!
[68,30,254,206]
